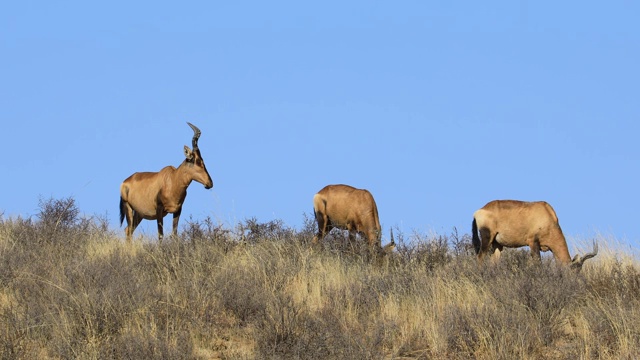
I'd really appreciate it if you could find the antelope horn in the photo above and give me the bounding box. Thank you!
[390,228,395,246]
[580,241,599,262]
[571,240,599,271]
[187,122,201,150]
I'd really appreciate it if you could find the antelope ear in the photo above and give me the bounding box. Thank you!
[184,146,194,160]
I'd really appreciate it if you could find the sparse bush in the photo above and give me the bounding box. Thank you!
[298,212,318,243]
[238,217,296,243]
[37,196,80,230]
[395,230,454,270]
[181,215,233,247]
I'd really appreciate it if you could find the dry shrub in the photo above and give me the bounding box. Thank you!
[181,215,235,252]
[98,329,193,359]
[239,217,296,243]
[396,233,451,271]
[255,279,392,359]
[581,258,640,358]
[215,260,269,324]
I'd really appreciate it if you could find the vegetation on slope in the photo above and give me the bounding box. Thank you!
[0,197,638,359]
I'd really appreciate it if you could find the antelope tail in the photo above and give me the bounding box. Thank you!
[471,217,481,254]
[119,197,126,226]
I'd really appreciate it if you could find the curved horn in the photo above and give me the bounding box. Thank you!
[571,240,598,272]
[581,241,599,262]
[187,122,201,150]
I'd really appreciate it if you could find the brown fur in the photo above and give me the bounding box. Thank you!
[312,184,382,250]
[472,200,597,270]
[119,123,213,242]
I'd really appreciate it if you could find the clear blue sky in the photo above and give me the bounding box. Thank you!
[1,2,639,247]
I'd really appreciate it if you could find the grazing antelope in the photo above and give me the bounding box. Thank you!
[313,184,394,255]
[472,200,598,271]
[119,122,213,242]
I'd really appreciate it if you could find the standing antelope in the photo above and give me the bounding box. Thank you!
[119,122,213,242]
[313,184,395,255]
[472,200,598,271]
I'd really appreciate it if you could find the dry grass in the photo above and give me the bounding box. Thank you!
[0,197,639,359]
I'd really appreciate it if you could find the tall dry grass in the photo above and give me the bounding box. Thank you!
[0,197,638,359]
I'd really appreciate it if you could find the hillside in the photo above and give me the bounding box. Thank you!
[0,198,638,359]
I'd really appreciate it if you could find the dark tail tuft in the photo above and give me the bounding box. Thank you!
[471,217,481,254]
[119,197,125,226]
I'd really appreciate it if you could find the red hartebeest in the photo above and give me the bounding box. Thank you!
[472,200,598,271]
[313,184,394,255]
[119,122,213,242]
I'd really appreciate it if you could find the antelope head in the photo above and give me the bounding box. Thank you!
[379,228,396,257]
[570,241,598,272]
[184,122,213,189]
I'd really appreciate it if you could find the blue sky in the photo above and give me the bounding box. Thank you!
[1,2,639,248]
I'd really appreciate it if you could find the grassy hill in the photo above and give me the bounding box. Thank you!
[0,197,638,359]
